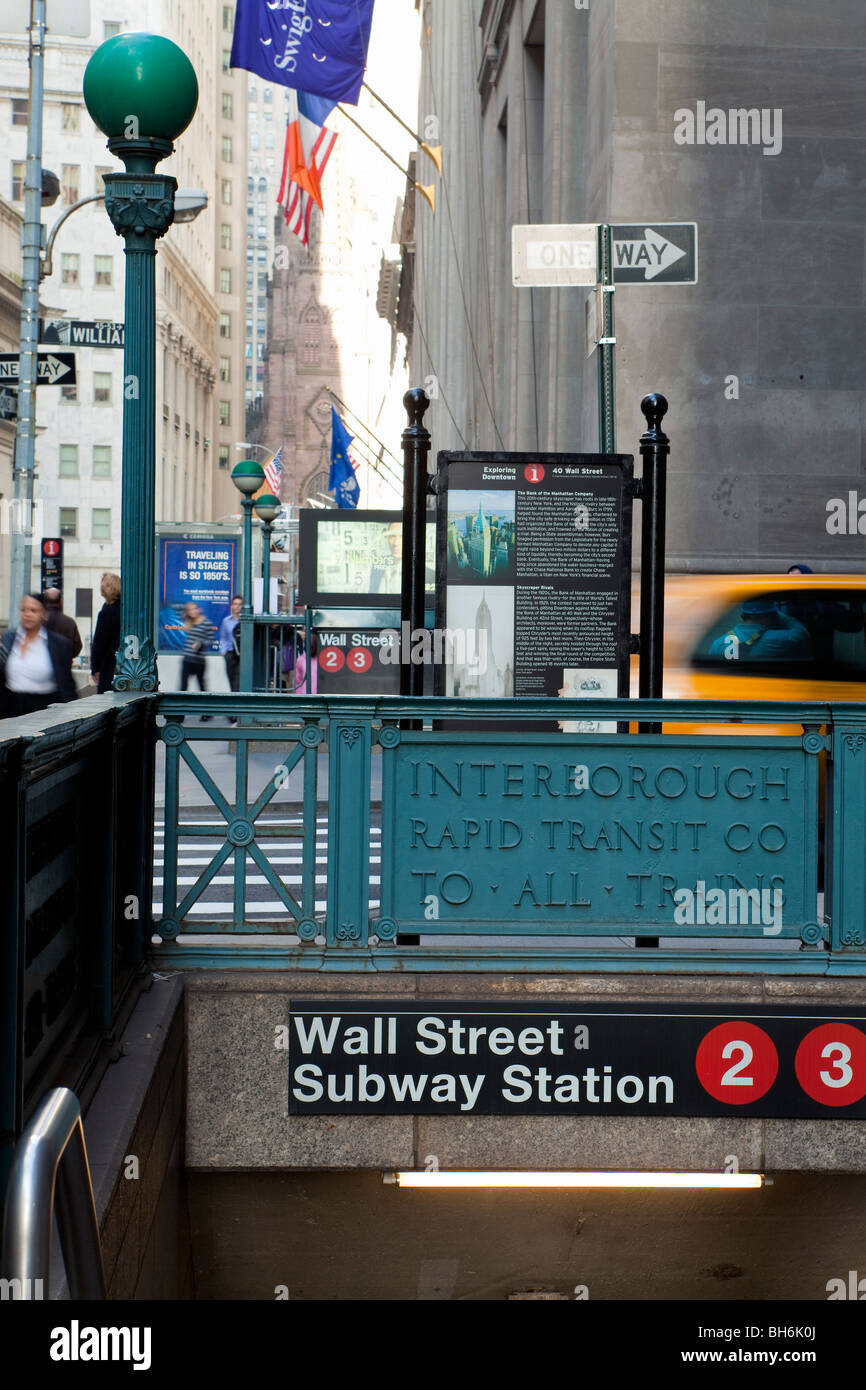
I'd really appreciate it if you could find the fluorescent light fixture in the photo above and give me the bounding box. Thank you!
[391,1171,764,1190]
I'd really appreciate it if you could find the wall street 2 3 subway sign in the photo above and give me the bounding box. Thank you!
[287,1002,866,1118]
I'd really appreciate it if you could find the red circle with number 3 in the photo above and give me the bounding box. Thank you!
[524,464,545,484]
[347,648,373,673]
[319,647,345,672]
[794,1023,866,1107]
[695,1021,779,1104]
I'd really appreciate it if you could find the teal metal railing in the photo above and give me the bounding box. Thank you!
[151,693,866,976]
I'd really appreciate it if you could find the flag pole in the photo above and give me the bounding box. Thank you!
[336,103,436,211]
[361,82,443,176]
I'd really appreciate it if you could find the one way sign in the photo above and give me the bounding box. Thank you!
[0,352,77,385]
[612,223,698,284]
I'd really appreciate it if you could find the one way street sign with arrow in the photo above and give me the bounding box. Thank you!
[611,223,698,284]
[0,352,76,385]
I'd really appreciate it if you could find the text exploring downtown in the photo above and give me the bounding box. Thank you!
[287,1003,866,1117]
[380,738,811,931]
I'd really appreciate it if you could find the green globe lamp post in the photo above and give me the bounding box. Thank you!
[231,461,265,690]
[83,34,198,690]
[253,493,282,616]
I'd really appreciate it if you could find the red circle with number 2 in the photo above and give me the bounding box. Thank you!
[695,1021,779,1104]
[795,1023,866,1107]
[319,647,345,672]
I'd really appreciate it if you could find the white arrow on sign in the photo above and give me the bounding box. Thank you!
[613,227,686,280]
[39,354,71,384]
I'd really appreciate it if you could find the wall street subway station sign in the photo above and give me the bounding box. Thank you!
[377,732,819,939]
[287,1002,866,1117]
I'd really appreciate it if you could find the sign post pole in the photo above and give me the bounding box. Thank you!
[597,224,616,454]
[8,0,46,626]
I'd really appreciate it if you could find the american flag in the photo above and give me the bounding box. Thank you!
[278,90,338,248]
[264,446,282,496]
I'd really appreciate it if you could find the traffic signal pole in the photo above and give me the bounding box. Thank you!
[9,0,46,625]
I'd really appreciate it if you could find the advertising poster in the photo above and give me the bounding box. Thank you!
[435,453,633,707]
[298,509,435,607]
[158,536,238,652]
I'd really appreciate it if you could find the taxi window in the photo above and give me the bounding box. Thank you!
[691,590,866,680]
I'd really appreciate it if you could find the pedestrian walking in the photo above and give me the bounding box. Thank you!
[219,595,242,692]
[180,602,216,717]
[90,572,121,693]
[43,586,83,659]
[294,632,319,694]
[0,593,77,716]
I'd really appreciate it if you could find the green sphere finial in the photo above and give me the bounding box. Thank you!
[84,33,198,142]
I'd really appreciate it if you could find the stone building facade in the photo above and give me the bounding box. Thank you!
[412,0,866,572]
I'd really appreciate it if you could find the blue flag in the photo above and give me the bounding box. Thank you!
[230,0,375,104]
[329,405,360,509]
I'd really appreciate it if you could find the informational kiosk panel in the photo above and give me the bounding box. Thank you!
[434,453,633,704]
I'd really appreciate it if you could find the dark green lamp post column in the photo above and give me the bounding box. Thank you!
[254,493,282,616]
[83,34,198,690]
[232,461,265,691]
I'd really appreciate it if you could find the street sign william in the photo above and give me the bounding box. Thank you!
[611,223,698,284]
[0,353,76,386]
[40,318,125,348]
[512,223,597,287]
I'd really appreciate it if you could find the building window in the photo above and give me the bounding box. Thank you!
[103,21,122,39]
[94,372,112,403]
[218,444,231,470]
[93,445,111,477]
[59,444,78,477]
[61,164,79,204]
[61,253,79,285]
[12,98,28,126]
[61,383,77,401]
[256,320,266,337]
[95,167,113,194]
[219,312,231,339]
[220,223,232,250]
[11,161,25,201]
[221,179,232,205]
[265,132,275,150]
[250,133,259,151]
[59,507,77,538]
[219,268,232,294]
[61,103,80,131]
[246,319,253,337]
[245,364,253,382]
[219,356,231,382]
[245,342,252,358]
[222,92,233,119]
[94,255,112,286]
[219,400,231,426]
[222,4,234,30]
[221,135,233,163]
[263,87,272,104]
[92,508,111,541]
[221,49,231,74]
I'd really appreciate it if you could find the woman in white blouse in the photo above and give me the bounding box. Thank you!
[0,593,77,717]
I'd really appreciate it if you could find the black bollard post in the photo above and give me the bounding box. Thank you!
[400,387,431,698]
[637,392,669,949]
[638,392,669,708]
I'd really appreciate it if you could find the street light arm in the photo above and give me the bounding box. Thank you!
[40,193,105,281]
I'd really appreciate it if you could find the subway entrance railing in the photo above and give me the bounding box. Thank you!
[152,692,866,975]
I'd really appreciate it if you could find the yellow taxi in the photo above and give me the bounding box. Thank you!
[638,573,866,733]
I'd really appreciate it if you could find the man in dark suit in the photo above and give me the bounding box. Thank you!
[43,587,83,659]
